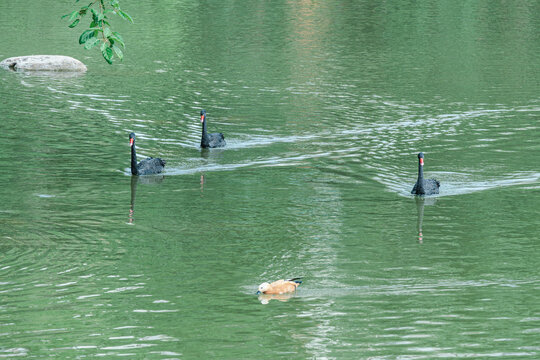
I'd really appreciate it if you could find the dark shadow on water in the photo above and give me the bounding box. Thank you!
[416,196,438,243]
[15,70,86,79]
[200,148,210,159]
[129,176,137,224]
[200,147,226,160]
[129,175,165,224]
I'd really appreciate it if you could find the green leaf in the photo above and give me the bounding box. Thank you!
[109,0,119,7]
[112,45,123,60]
[118,10,133,23]
[111,31,125,47]
[62,10,78,20]
[68,19,80,28]
[90,8,104,23]
[100,41,107,52]
[91,9,98,23]
[102,46,113,64]
[103,27,112,38]
[78,29,96,44]
[109,37,123,48]
[84,37,100,50]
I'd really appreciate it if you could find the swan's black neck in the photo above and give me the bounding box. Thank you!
[415,159,425,193]
[201,116,209,147]
[130,140,139,175]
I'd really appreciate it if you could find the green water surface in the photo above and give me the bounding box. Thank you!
[0,1,539,359]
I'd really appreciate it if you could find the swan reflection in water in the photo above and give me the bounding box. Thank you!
[258,293,296,305]
[200,146,226,160]
[416,196,437,243]
[200,144,224,194]
[129,175,165,224]
[200,173,205,194]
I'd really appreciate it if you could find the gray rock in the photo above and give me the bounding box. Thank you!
[0,55,87,72]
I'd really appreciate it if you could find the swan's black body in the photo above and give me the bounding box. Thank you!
[129,132,166,176]
[411,152,440,195]
[200,110,226,148]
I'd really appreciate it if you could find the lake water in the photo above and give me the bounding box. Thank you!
[0,1,539,359]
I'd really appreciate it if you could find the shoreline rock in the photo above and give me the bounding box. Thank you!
[0,55,87,72]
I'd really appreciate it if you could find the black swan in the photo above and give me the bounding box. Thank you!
[200,110,226,148]
[411,152,440,195]
[129,132,166,175]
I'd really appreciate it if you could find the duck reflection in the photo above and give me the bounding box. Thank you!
[415,196,437,243]
[129,175,165,224]
[258,293,296,305]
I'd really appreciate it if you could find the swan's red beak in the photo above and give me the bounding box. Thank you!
[130,138,134,146]
[200,114,205,123]
[420,158,424,166]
